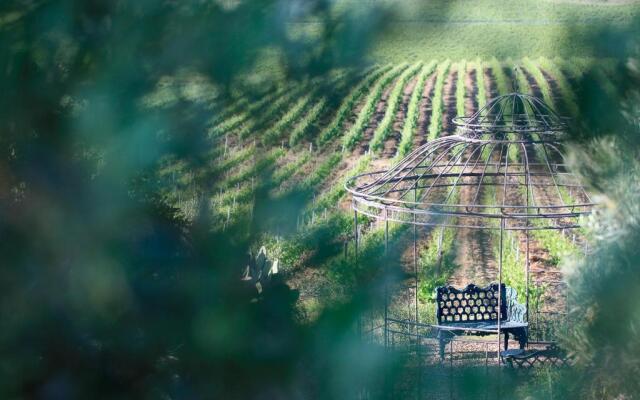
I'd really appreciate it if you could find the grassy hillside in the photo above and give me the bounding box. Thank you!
[154,56,620,319]
[292,0,640,61]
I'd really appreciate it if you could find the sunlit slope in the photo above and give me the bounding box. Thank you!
[156,57,619,318]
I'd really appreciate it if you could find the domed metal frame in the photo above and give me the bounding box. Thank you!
[346,93,594,231]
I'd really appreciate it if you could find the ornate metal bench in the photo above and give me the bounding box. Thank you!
[433,283,528,360]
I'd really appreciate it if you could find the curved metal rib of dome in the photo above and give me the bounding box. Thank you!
[346,94,595,230]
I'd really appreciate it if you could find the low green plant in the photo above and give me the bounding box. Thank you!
[418,186,460,302]
[522,57,555,107]
[475,59,487,110]
[531,227,580,266]
[289,98,327,146]
[538,57,579,117]
[396,62,437,159]
[427,60,451,141]
[209,88,285,137]
[369,62,423,152]
[223,148,284,188]
[456,60,466,118]
[263,92,316,145]
[317,65,390,147]
[342,64,409,150]
[490,58,511,95]
[308,153,372,215]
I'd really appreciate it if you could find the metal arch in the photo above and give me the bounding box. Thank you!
[345,93,596,230]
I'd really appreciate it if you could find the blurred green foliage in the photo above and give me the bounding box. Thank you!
[2,0,640,398]
[0,1,391,398]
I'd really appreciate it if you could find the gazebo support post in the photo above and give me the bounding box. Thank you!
[384,209,389,350]
[414,190,421,398]
[525,230,530,326]
[354,207,358,263]
[414,224,418,320]
[414,187,419,326]
[525,164,531,327]
[497,217,504,366]
[354,207,361,342]
[436,226,445,275]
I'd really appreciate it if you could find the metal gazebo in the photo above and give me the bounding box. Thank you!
[346,92,596,362]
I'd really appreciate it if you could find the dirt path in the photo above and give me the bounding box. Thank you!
[450,186,497,288]
[465,66,478,115]
[484,67,498,100]
[450,65,496,287]
[413,73,437,148]
[441,68,458,136]
[382,73,420,159]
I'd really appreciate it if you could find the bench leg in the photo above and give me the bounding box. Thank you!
[510,327,527,349]
[504,331,509,351]
[517,328,528,349]
[438,331,451,361]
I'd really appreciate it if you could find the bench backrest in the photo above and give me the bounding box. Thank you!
[436,283,508,325]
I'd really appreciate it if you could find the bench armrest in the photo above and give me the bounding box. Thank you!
[505,287,527,323]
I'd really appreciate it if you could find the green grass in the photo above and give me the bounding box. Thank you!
[418,226,460,302]
[335,0,640,23]
[263,93,317,144]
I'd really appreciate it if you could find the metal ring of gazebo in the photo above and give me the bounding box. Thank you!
[346,92,597,363]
